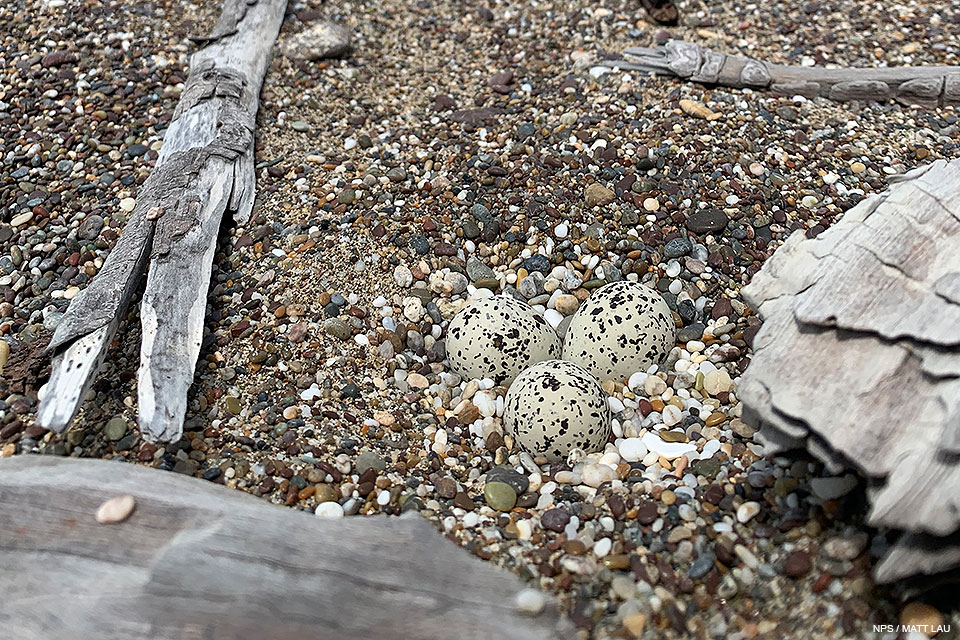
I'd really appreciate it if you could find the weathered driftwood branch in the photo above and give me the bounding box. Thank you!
[739,158,960,585]
[0,457,571,640]
[600,39,960,107]
[38,0,286,442]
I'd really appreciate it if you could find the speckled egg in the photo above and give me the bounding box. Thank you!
[562,281,676,382]
[445,296,562,385]
[504,360,612,461]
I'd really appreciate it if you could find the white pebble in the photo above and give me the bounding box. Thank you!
[315,502,345,518]
[593,537,612,558]
[661,405,683,426]
[617,437,648,462]
[95,495,136,524]
[642,432,696,460]
[607,396,625,413]
[543,308,564,328]
[515,588,546,616]
[737,501,761,523]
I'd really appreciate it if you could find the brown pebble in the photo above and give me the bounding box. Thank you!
[900,602,943,637]
[436,477,457,499]
[453,491,474,510]
[563,540,586,555]
[784,550,812,578]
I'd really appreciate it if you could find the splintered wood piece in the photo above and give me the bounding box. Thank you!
[598,39,960,108]
[137,0,285,443]
[739,158,960,584]
[0,457,572,640]
[37,0,287,442]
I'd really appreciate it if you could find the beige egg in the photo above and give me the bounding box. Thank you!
[445,296,562,385]
[504,360,611,462]
[562,281,675,382]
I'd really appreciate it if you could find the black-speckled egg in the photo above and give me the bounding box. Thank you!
[445,296,562,385]
[503,359,611,461]
[562,281,675,382]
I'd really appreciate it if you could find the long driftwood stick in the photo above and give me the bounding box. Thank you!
[600,39,960,108]
[0,457,571,640]
[38,0,286,442]
[738,158,960,585]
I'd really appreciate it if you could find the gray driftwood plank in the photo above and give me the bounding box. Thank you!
[0,456,572,640]
[738,158,960,583]
[37,0,286,442]
[599,39,960,107]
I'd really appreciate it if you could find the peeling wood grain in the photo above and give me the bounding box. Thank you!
[0,457,572,640]
[598,40,960,107]
[38,0,287,441]
[739,158,960,583]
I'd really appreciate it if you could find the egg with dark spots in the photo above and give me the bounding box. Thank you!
[445,296,562,384]
[562,281,675,382]
[503,360,611,461]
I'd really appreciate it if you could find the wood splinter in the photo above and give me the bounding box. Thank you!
[599,39,960,107]
[37,0,288,443]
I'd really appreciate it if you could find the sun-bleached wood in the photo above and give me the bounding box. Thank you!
[600,39,960,108]
[37,0,286,442]
[0,457,571,640]
[738,158,960,583]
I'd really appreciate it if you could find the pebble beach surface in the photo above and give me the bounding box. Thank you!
[2,0,960,638]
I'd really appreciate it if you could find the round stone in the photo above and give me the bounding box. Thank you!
[514,588,546,616]
[484,481,517,511]
[315,502,345,518]
[103,417,127,441]
[783,550,812,578]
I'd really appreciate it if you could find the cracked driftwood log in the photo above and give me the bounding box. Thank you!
[599,39,960,108]
[37,0,286,443]
[739,158,960,588]
[0,457,572,640]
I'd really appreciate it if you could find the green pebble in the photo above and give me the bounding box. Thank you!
[104,417,127,441]
[484,481,517,512]
[224,396,242,415]
[473,278,500,291]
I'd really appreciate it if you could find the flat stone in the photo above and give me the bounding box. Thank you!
[483,481,517,511]
[783,550,812,578]
[103,417,127,441]
[95,495,136,524]
[282,21,352,60]
[541,508,570,532]
[355,451,385,474]
[487,466,529,494]
[584,183,615,208]
[686,209,728,234]
[663,237,692,258]
[689,551,715,579]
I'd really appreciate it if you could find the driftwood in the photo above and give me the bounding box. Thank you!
[38,0,286,442]
[600,39,960,107]
[0,456,572,640]
[739,158,960,585]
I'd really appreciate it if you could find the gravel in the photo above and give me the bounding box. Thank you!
[2,0,959,637]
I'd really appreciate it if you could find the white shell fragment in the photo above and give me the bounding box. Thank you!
[445,296,562,385]
[562,281,676,382]
[504,360,612,462]
[95,495,137,524]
